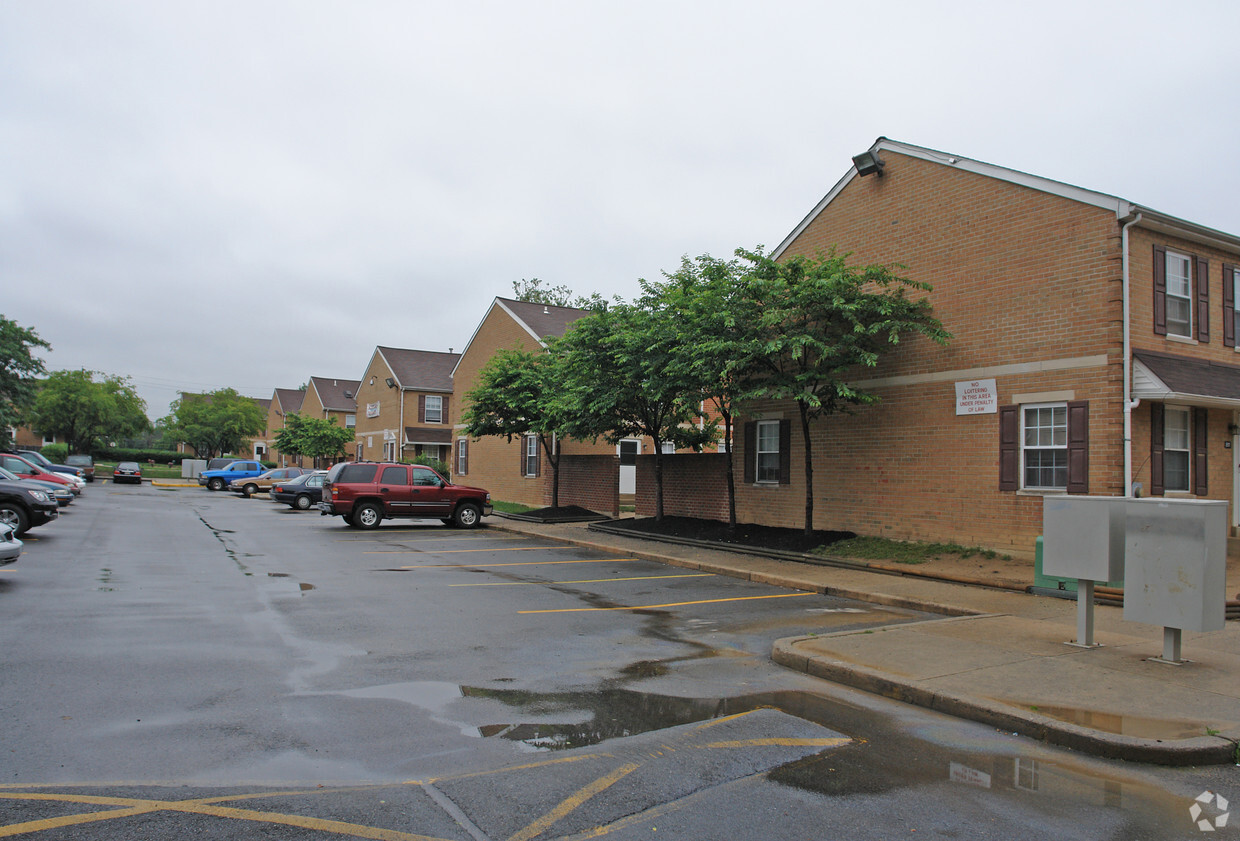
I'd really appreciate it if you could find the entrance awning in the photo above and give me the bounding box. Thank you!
[1133,350,1240,409]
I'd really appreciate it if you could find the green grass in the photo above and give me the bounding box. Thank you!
[814,536,1009,565]
[491,500,536,515]
[95,461,185,480]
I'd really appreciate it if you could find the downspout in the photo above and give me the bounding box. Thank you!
[397,386,405,462]
[1122,210,1143,497]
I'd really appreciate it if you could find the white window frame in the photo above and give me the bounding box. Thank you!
[383,441,397,462]
[457,438,467,475]
[425,395,443,424]
[755,420,781,483]
[1165,249,1193,338]
[524,435,539,477]
[345,413,356,429]
[1163,406,1191,493]
[1021,402,1068,490]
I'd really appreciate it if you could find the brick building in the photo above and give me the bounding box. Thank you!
[451,297,623,508]
[264,387,307,466]
[352,348,458,465]
[710,137,1240,560]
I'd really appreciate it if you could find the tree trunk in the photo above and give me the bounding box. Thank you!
[653,443,665,522]
[799,401,814,536]
[722,410,736,529]
[540,434,560,509]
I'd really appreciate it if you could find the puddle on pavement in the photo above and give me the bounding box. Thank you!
[1010,703,1212,741]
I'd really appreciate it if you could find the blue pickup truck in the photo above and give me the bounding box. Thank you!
[199,459,266,491]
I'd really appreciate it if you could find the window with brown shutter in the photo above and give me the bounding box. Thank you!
[1196,257,1210,343]
[1153,244,1167,335]
[1225,263,1237,349]
[998,405,1019,491]
[1066,401,1089,494]
[1193,407,1208,496]
[1150,402,1165,496]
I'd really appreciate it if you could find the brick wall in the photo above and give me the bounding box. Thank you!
[558,454,620,518]
[635,453,731,521]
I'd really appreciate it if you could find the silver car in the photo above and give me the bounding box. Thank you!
[0,522,22,565]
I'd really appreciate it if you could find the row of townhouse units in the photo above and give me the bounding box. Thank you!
[253,136,1240,561]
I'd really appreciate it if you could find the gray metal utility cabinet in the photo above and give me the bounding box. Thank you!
[1042,496,1127,647]
[1123,498,1227,663]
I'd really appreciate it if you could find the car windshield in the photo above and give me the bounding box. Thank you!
[0,467,19,481]
[20,452,53,468]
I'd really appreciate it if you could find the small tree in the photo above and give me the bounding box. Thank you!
[734,247,950,535]
[273,413,353,466]
[0,316,50,444]
[168,388,266,458]
[462,348,573,508]
[556,302,715,521]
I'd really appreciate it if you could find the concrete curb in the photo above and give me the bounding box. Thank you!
[772,634,1238,766]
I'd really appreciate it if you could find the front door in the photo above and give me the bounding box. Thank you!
[618,439,639,495]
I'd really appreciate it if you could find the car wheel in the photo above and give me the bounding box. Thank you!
[242,484,258,497]
[295,494,312,510]
[354,503,381,529]
[453,503,481,529]
[0,504,30,537]
[207,477,225,491]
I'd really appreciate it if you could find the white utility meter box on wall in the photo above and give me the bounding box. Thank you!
[1123,498,1227,634]
[1042,496,1126,582]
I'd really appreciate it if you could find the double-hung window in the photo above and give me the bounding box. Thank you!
[524,435,539,477]
[1022,403,1068,490]
[1162,407,1191,492]
[424,396,443,424]
[1164,250,1193,338]
[756,420,781,483]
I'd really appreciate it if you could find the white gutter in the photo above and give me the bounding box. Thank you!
[1122,210,1143,497]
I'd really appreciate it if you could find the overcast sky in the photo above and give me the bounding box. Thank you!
[4,1,1239,419]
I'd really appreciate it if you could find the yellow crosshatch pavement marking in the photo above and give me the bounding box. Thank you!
[449,573,716,587]
[519,592,816,613]
[0,724,849,839]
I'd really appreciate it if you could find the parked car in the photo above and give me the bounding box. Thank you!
[0,477,60,536]
[0,522,21,565]
[112,462,143,484]
[15,449,84,480]
[0,453,82,494]
[206,457,243,471]
[65,454,95,481]
[199,460,264,491]
[0,467,74,507]
[319,461,492,529]
[271,471,326,510]
[229,466,310,497]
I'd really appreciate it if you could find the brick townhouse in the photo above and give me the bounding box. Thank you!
[452,297,624,508]
[719,137,1240,560]
[352,348,458,464]
[264,387,306,466]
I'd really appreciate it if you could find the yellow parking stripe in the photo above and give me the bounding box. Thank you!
[702,738,851,749]
[397,558,640,570]
[519,592,815,614]
[508,763,640,841]
[449,573,715,587]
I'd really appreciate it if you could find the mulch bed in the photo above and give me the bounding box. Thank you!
[602,516,855,555]
[506,505,611,523]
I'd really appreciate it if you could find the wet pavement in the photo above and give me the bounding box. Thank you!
[491,516,1240,765]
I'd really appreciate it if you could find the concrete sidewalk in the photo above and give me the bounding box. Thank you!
[490,516,1240,766]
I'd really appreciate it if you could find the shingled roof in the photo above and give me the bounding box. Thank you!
[274,388,306,414]
[1133,350,1240,407]
[309,377,361,412]
[375,348,460,392]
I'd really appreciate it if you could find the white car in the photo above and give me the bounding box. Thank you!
[0,522,22,565]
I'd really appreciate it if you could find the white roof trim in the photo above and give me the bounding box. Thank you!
[771,137,1236,260]
[450,298,548,381]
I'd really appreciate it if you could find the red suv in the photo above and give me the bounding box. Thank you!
[319,462,492,529]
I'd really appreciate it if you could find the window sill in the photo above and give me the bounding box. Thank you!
[1016,488,1067,497]
[1165,333,1198,346]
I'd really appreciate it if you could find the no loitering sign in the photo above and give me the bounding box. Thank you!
[955,379,998,415]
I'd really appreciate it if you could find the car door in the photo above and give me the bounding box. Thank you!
[410,467,451,517]
[376,465,415,514]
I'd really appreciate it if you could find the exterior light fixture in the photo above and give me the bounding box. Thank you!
[385,377,396,389]
[852,150,884,177]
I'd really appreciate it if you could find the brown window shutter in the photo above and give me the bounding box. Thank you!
[1194,408,1208,496]
[442,395,450,424]
[743,422,755,484]
[533,436,542,478]
[1225,263,1236,349]
[519,438,527,476]
[998,405,1018,491]
[1150,403,1165,496]
[1196,257,1210,343]
[1153,244,1167,335]
[418,394,426,423]
[778,419,792,485]
[1066,400,1089,494]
